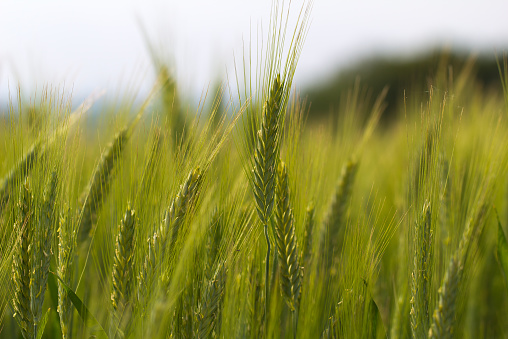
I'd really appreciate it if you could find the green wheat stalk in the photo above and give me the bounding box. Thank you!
[410,201,433,339]
[274,161,301,336]
[11,180,34,339]
[111,206,136,321]
[31,170,58,335]
[252,75,283,321]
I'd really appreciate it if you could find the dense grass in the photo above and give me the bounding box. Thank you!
[1,1,508,338]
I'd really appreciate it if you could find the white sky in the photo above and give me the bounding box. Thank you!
[1,0,508,103]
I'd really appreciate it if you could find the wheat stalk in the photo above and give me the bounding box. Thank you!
[111,206,136,319]
[251,75,284,321]
[197,263,226,339]
[11,180,34,339]
[302,203,315,268]
[427,202,489,339]
[428,254,460,339]
[31,170,58,334]
[137,168,202,317]
[78,126,129,244]
[321,158,359,269]
[410,201,433,339]
[57,208,76,339]
[275,162,301,312]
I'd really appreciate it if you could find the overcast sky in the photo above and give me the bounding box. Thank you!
[1,0,508,103]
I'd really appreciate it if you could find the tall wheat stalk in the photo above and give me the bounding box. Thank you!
[274,161,301,337]
[11,180,34,339]
[410,201,432,339]
[252,75,284,321]
[111,206,136,328]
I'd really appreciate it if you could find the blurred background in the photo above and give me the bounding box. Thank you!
[1,0,508,122]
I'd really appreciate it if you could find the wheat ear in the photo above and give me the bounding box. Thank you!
[410,201,433,339]
[78,126,129,244]
[111,206,136,318]
[137,168,202,314]
[428,254,460,339]
[11,180,34,339]
[252,75,283,320]
[427,203,489,339]
[31,171,58,334]
[322,158,359,268]
[197,263,226,339]
[275,162,301,312]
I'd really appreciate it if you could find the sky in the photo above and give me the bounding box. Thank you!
[1,0,508,104]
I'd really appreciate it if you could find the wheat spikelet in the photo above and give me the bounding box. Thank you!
[274,161,301,313]
[428,254,460,339]
[410,201,433,339]
[78,126,129,244]
[111,206,136,317]
[11,179,34,339]
[31,170,58,332]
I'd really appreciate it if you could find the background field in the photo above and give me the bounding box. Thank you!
[1,2,508,338]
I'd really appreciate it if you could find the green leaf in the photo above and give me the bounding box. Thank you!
[49,271,109,338]
[496,210,508,289]
[36,308,51,339]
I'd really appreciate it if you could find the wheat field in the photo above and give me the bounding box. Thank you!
[1,1,508,338]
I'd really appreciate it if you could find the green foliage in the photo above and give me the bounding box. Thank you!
[1,1,508,338]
